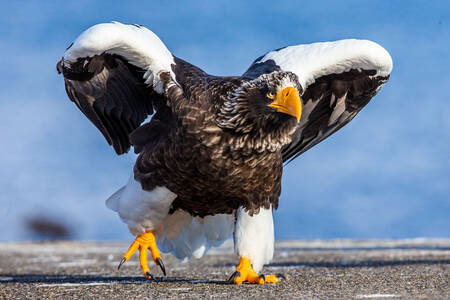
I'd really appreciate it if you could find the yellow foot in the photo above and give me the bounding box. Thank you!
[228,257,279,284]
[117,231,166,280]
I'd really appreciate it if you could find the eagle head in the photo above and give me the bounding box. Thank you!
[218,72,303,148]
[245,71,302,122]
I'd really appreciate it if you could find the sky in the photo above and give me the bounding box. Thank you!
[0,1,449,241]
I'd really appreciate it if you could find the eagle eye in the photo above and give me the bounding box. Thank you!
[266,92,275,99]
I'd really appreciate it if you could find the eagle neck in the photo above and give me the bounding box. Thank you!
[217,85,297,153]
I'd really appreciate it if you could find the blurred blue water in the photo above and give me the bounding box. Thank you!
[0,1,448,241]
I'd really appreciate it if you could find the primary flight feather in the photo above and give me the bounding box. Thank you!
[57,22,392,284]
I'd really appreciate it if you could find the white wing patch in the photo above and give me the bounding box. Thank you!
[259,39,393,89]
[63,22,176,93]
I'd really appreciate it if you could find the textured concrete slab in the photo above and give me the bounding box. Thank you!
[0,239,449,299]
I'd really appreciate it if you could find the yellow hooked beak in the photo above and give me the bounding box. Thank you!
[269,86,302,122]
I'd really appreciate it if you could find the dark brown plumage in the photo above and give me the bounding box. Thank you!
[57,35,390,218]
[134,63,297,217]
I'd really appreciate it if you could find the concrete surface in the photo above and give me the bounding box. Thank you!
[0,239,449,299]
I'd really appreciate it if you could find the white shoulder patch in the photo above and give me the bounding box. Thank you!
[259,39,393,89]
[63,22,176,93]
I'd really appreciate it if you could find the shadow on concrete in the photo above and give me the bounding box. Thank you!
[0,274,227,285]
[268,259,450,268]
[216,259,450,269]
[275,246,450,251]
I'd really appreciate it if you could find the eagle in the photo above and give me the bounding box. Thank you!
[57,22,392,284]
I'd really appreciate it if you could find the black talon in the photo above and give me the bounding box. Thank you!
[259,274,266,283]
[276,273,287,280]
[228,270,240,283]
[145,271,158,282]
[117,257,126,270]
[155,257,166,276]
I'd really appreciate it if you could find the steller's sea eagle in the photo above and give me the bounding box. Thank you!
[57,22,392,284]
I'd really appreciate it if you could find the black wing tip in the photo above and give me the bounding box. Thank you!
[56,58,63,74]
[113,144,130,155]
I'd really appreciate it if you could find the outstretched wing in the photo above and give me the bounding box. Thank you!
[243,39,393,162]
[57,22,177,154]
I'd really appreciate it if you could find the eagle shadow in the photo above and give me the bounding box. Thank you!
[2,258,448,284]
[216,258,450,269]
[0,274,227,285]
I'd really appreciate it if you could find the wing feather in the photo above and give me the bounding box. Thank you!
[57,22,176,154]
[244,39,392,163]
[60,54,159,154]
[282,69,389,162]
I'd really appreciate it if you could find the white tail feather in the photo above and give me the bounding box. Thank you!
[105,186,125,212]
[156,210,235,260]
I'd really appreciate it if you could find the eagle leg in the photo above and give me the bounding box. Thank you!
[228,257,278,284]
[117,231,166,279]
